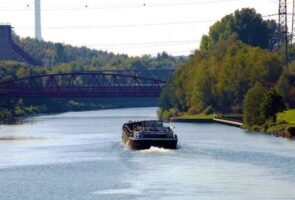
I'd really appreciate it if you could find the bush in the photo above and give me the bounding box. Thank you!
[188,106,202,115]
[266,123,291,138]
[204,106,214,115]
[14,106,25,117]
[157,109,164,119]
[243,83,265,127]
[157,110,172,122]
[0,109,12,120]
[261,88,286,122]
[157,109,172,121]
[169,108,179,117]
[24,105,40,114]
[287,126,295,137]
[251,125,262,132]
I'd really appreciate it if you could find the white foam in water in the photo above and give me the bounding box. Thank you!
[140,146,173,153]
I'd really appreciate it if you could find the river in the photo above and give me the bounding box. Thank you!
[0,107,295,200]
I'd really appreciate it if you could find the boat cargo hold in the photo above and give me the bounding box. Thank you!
[122,120,178,150]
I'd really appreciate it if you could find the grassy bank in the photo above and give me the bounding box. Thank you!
[158,108,295,139]
[246,109,295,139]
[169,113,214,123]
[278,109,295,124]
[157,108,214,122]
[175,113,214,120]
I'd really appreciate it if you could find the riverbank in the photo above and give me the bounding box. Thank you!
[0,97,158,124]
[168,110,295,139]
[170,113,243,127]
[246,109,295,139]
[170,113,214,123]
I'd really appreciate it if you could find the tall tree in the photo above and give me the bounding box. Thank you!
[261,88,286,122]
[243,83,265,127]
[200,8,277,50]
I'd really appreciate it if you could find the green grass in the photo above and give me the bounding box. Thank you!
[277,109,295,124]
[177,113,214,120]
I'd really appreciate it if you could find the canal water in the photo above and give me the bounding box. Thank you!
[0,107,295,200]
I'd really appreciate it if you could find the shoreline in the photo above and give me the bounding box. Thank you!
[0,104,158,125]
[170,115,295,139]
[170,117,242,127]
[170,118,214,123]
[170,113,243,127]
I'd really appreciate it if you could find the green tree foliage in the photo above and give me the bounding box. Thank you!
[261,88,286,122]
[276,60,295,107]
[0,37,186,122]
[12,35,185,71]
[200,8,277,50]
[243,83,265,127]
[160,8,283,117]
[160,36,283,113]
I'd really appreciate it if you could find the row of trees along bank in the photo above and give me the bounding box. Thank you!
[158,8,295,138]
[0,37,185,122]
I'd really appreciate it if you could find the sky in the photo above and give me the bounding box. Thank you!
[0,0,287,56]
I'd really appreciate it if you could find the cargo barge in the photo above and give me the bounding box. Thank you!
[122,120,178,150]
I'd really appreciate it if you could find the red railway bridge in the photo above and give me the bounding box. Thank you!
[0,71,170,98]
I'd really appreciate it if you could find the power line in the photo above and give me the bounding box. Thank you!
[0,0,241,12]
[15,20,216,30]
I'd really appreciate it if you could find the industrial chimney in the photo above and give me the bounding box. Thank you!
[35,0,42,40]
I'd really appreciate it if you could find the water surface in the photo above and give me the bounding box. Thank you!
[0,107,295,200]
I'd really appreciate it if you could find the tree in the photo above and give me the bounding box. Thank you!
[200,8,277,50]
[160,34,282,114]
[261,88,286,122]
[159,83,175,111]
[55,43,65,63]
[243,83,265,127]
[276,60,295,108]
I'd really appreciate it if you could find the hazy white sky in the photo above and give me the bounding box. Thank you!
[0,0,285,56]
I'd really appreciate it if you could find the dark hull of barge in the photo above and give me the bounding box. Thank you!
[122,134,177,150]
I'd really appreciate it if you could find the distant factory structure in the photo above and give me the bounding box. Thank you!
[0,0,41,65]
[0,25,39,65]
[35,0,42,40]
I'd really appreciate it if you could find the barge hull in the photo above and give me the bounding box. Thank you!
[123,136,177,150]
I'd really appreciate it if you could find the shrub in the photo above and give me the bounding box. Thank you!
[243,83,265,127]
[24,105,40,114]
[14,106,25,117]
[287,126,295,137]
[261,88,286,122]
[251,125,262,132]
[188,106,202,115]
[266,123,290,138]
[204,106,214,115]
[157,109,172,121]
[169,108,179,117]
[157,109,164,120]
[158,110,171,122]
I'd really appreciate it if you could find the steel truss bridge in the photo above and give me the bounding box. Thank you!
[0,71,171,98]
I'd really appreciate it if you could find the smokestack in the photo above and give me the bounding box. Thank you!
[35,0,42,40]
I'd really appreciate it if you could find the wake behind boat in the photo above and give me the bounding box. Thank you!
[122,120,178,150]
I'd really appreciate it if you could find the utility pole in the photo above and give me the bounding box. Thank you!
[278,0,288,64]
